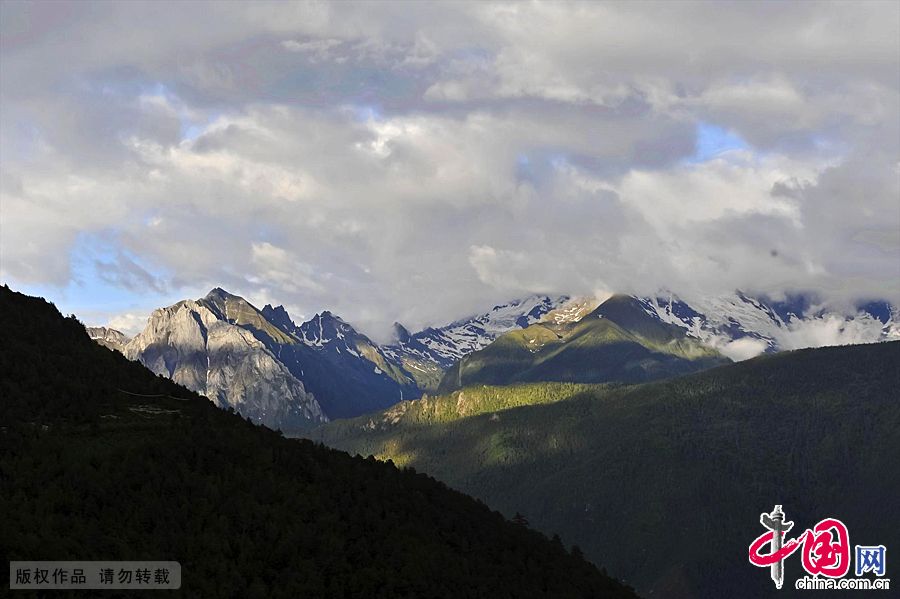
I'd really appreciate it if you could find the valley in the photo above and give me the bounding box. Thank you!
[311,341,900,597]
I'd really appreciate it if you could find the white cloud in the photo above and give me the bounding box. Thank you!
[249,242,324,294]
[468,245,532,290]
[0,1,897,338]
[281,38,344,63]
[107,312,152,337]
[774,313,892,351]
[715,337,771,362]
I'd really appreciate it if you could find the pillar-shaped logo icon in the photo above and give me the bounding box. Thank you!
[758,505,794,589]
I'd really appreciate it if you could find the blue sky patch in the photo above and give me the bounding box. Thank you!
[692,122,748,162]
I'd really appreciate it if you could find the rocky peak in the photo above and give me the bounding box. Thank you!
[298,311,355,346]
[122,296,325,430]
[200,287,241,319]
[205,286,235,300]
[262,304,298,335]
[393,322,412,344]
[195,288,296,347]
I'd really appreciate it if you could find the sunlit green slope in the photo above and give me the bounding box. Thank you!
[312,341,900,598]
[438,295,726,392]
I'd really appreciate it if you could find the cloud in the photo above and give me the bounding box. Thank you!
[106,312,152,337]
[715,337,771,362]
[773,313,891,351]
[468,245,532,291]
[1,1,898,339]
[95,251,168,294]
[281,38,346,64]
[249,242,325,294]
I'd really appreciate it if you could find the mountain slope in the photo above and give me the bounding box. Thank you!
[311,341,900,598]
[438,294,727,391]
[203,287,297,346]
[0,285,637,599]
[276,309,419,419]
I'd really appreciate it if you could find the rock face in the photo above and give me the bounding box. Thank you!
[124,296,325,431]
[264,308,419,419]
[85,326,130,353]
[120,288,421,425]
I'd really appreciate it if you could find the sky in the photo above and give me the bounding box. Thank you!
[1,0,899,341]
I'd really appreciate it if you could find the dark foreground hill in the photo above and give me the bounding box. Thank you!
[0,285,636,599]
[313,341,900,598]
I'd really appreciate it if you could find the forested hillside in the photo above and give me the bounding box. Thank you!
[0,286,636,598]
[313,341,900,598]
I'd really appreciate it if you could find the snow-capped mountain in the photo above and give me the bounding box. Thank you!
[382,295,571,389]
[90,287,898,424]
[297,311,364,350]
[437,294,729,393]
[540,296,602,325]
[634,292,899,361]
[384,295,569,367]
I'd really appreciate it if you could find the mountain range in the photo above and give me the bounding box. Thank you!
[98,289,572,428]
[1,284,637,598]
[93,288,898,428]
[383,295,569,370]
